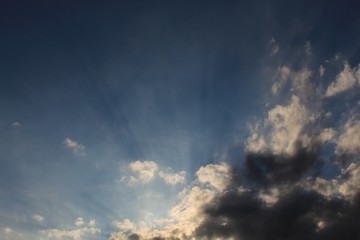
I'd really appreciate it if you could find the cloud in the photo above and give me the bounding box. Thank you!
[40,218,100,240]
[319,65,325,77]
[123,161,186,186]
[336,119,360,155]
[268,37,279,56]
[111,163,231,239]
[75,217,85,227]
[271,66,313,98]
[109,48,360,240]
[11,121,21,127]
[159,169,186,185]
[32,214,45,224]
[247,95,314,156]
[196,163,232,191]
[113,219,135,231]
[305,41,312,55]
[325,62,360,97]
[63,138,86,156]
[126,161,159,185]
[3,227,12,234]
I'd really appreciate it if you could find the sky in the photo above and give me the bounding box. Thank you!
[1,0,360,239]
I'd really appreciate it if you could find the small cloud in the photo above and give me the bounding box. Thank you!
[75,217,85,227]
[319,65,325,77]
[32,214,45,224]
[12,121,21,127]
[159,169,186,185]
[3,227,12,234]
[126,160,159,185]
[88,219,96,227]
[325,62,359,97]
[113,219,135,231]
[268,37,279,56]
[63,138,86,156]
[305,41,312,55]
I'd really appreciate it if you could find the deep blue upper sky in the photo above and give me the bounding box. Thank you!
[1,1,360,239]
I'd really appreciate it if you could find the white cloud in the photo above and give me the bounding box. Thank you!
[88,219,96,227]
[75,217,85,227]
[336,119,360,154]
[272,66,291,95]
[320,128,336,143]
[247,95,313,155]
[127,161,159,185]
[32,214,45,224]
[305,163,360,201]
[63,138,86,156]
[40,218,100,240]
[11,121,21,127]
[159,169,186,185]
[113,219,135,231]
[338,163,360,198]
[258,188,280,206]
[111,163,232,239]
[325,62,359,97]
[196,163,232,191]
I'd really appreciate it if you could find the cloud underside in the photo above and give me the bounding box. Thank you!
[110,54,360,240]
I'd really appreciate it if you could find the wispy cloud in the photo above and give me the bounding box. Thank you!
[11,121,21,127]
[325,62,360,97]
[159,169,185,185]
[122,161,186,186]
[32,214,45,224]
[40,218,100,240]
[63,138,86,156]
[268,37,279,56]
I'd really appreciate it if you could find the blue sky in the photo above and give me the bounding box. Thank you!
[1,1,360,239]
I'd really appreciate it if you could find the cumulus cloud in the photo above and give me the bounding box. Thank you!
[159,169,186,185]
[123,161,186,186]
[40,218,100,240]
[113,219,135,231]
[63,138,86,156]
[111,163,232,239]
[75,217,85,227]
[126,161,159,185]
[247,95,313,156]
[325,62,360,97]
[32,214,45,224]
[196,163,232,191]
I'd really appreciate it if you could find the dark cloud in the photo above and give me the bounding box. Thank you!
[194,141,360,240]
[128,234,141,240]
[244,141,322,188]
